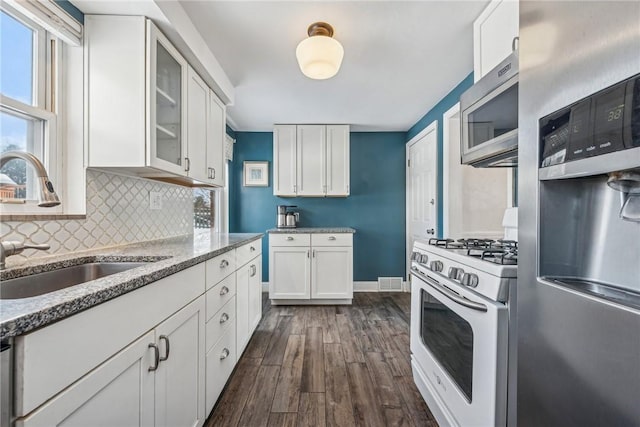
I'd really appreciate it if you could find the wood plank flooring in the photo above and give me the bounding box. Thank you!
[206,293,438,427]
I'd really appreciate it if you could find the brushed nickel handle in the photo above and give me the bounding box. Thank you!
[307,250,310,258]
[427,229,435,235]
[286,237,294,241]
[220,313,229,324]
[184,157,190,172]
[159,335,170,362]
[512,36,519,52]
[328,236,336,241]
[220,348,230,360]
[220,259,229,268]
[220,285,230,296]
[148,343,160,371]
[211,167,216,179]
[250,264,256,277]
[312,250,316,258]
[250,246,255,252]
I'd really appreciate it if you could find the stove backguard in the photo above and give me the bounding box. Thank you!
[539,174,640,295]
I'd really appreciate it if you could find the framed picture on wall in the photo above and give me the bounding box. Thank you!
[243,161,269,187]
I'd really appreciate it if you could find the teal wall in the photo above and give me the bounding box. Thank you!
[229,132,407,282]
[55,1,83,23]
[406,73,474,237]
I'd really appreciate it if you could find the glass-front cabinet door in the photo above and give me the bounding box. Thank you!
[148,22,187,176]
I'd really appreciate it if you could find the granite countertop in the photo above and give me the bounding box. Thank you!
[0,231,263,340]
[267,227,356,234]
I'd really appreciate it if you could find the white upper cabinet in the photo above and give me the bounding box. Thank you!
[325,125,350,196]
[273,124,350,197]
[297,125,326,196]
[85,15,225,187]
[473,0,519,82]
[273,125,298,196]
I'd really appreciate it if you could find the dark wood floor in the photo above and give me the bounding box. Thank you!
[206,292,438,427]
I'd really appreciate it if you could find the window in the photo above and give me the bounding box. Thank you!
[0,4,59,212]
[193,164,229,232]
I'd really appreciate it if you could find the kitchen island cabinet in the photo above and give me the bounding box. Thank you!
[268,228,354,304]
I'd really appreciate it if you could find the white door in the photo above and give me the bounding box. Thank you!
[273,125,297,196]
[296,125,326,196]
[187,67,209,183]
[155,297,205,427]
[325,125,350,196]
[248,256,263,331]
[311,246,353,299]
[17,331,155,427]
[269,247,311,299]
[207,91,226,186]
[406,122,438,275]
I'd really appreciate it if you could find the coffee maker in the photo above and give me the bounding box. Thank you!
[277,205,299,228]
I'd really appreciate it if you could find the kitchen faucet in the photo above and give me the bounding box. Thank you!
[0,151,61,207]
[0,151,60,269]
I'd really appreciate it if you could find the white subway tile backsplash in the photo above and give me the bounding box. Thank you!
[1,170,193,264]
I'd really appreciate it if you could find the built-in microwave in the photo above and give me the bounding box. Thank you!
[460,51,518,167]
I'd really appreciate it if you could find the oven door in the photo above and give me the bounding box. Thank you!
[410,268,508,427]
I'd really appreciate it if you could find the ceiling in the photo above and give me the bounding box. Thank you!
[179,1,488,132]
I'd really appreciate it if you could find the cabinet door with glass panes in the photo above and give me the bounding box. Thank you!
[148,22,188,177]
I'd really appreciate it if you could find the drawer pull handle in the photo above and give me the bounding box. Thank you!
[220,259,229,268]
[250,264,257,277]
[220,348,230,360]
[159,335,170,362]
[220,286,230,296]
[220,313,229,324]
[148,343,160,371]
[328,236,336,240]
[286,237,294,241]
[250,246,256,252]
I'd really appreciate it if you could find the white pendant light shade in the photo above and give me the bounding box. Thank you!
[296,22,344,80]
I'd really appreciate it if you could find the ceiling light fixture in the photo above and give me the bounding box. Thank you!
[296,22,344,80]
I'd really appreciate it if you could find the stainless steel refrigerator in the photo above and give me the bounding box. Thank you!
[518,2,640,426]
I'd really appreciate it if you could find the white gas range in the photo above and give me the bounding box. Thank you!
[409,238,517,427]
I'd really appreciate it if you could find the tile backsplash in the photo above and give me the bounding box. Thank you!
[1,170,193,265]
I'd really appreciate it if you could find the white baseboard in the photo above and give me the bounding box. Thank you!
[263,281,411,293]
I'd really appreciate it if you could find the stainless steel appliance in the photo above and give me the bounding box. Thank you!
[276,205,298,228]
[519,2,640,426]
[410,238,517,427]
[460,49,518,167]
[1,339,12,427]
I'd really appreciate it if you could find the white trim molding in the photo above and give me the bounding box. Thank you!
[5,0,82,46]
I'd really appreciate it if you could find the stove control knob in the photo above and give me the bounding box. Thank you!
[448,267,463,281]
[410,251,419,261]
[461,273,479,288]
[420,254,429,264]
[430,260,443,272]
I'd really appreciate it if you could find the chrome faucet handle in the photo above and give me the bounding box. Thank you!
[0,240,51,270]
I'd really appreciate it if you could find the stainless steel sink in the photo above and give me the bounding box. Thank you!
[1,262,151,300]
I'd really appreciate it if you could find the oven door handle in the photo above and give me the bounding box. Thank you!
[411,269,488,312]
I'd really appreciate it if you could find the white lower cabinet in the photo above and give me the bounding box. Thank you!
[269,233,353,303]
[13,238,265,427]
[17,331,155,427]
[18,297,205,427]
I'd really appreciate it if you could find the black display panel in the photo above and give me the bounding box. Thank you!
[540,73,640,167]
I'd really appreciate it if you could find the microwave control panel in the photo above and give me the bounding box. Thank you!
[540,73,640,168]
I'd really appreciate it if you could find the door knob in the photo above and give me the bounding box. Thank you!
[427,229,435,235]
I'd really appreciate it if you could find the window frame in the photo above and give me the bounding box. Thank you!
[0,3,61,215]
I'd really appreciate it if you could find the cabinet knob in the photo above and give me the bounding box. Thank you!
[220,348,230,360]
[219,285,230,296]
[220,259,229,268]
[219,313,229,324]
[250,246,255,252]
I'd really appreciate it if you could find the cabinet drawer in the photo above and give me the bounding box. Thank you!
[311,233,353,247]
[205,250,236,290]
[237,239,262,266]
[269,233,310,247]
[206,273,236,322]
[205,320,236,414]
[206,296,236,352]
